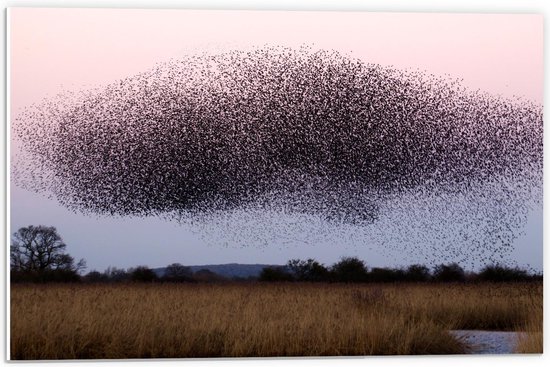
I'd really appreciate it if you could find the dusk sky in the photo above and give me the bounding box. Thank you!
[9,8,543,272]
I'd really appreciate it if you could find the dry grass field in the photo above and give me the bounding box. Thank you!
[10,282,542,359]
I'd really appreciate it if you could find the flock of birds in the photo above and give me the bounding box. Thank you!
[13,46,543,267]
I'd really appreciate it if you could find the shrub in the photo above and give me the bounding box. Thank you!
[129,266,158,282]
[287,259,329,282]
[331,257,368,283]
[83,270,109,283]
[433,263,465,282]
[104,267,130,282]
[259,267,294,282]
[477,264,530,282]
[369,267,406,282]
[162,263,193,282]
[192,269,226,283]
[405,264,431,282]
[11,269,81,283]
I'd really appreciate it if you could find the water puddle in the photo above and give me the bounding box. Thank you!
[449,330,527,354]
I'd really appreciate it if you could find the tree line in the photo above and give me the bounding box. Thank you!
[259,257,542,283]
[82,264,225,283]
[10,225,542,283]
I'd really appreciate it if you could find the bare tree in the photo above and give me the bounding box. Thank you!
[11,225,86,274]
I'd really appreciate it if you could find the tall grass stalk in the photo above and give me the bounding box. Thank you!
[10,282,540,359]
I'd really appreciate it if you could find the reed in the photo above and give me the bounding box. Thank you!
[10,282,541,359]
[515,283,543,353]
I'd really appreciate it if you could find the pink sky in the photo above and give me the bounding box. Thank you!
[10,8,543,117]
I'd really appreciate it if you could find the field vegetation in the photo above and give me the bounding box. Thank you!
[10,227,542,359]
[10,282,542,359]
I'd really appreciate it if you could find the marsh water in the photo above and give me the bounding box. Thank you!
[449,330,527,354]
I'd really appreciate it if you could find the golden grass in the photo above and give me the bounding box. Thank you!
[10,282,541,359]
[515,284,543,353]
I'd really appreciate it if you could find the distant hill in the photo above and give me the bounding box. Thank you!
[153,263,283,279]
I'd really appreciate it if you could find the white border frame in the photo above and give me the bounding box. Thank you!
[1,1,547,367]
